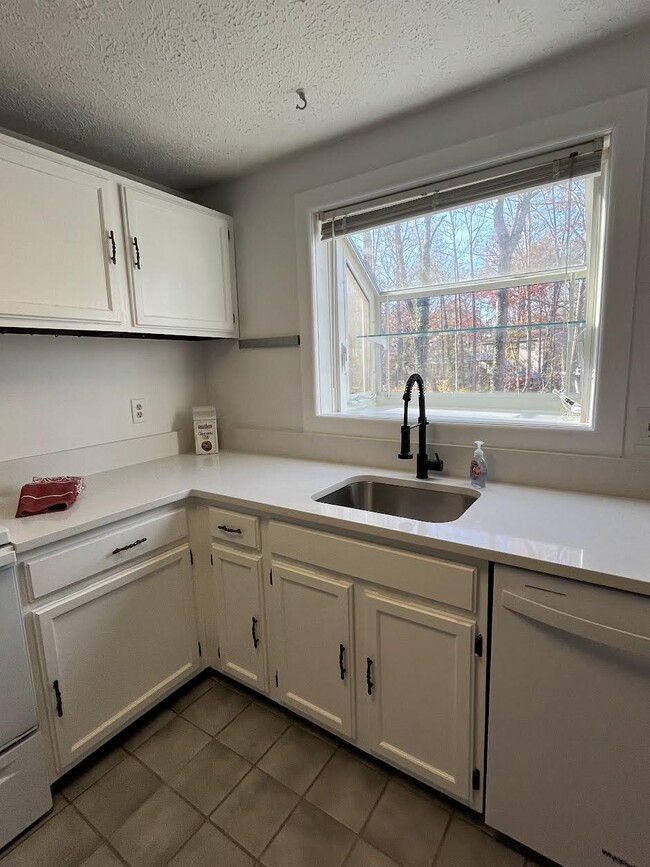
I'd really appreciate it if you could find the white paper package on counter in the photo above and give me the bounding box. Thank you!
[193,406,219,454]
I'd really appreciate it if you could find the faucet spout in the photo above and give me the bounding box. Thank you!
[397,373,443,478]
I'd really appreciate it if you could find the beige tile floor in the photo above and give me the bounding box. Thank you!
[0,673,552,867]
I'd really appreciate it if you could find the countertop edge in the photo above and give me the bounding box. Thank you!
[7,473,649,598]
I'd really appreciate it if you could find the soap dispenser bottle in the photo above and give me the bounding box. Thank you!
[470,441,488,488]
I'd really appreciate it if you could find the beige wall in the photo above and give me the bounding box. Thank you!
[197,27,650,497]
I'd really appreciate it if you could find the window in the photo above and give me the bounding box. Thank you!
[316,138,609,427]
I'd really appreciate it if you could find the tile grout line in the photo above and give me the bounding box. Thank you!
[0,793,70,863]
[254,734,342,866]
[429,808,454,867]
[340,771,395,867]
[125,741,258,860]
[117,685,303,862]
[67,799,130,866]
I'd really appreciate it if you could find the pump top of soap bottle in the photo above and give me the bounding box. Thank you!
[470,441,488,488]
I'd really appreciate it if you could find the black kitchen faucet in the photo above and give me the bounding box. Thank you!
[398,373,444,479]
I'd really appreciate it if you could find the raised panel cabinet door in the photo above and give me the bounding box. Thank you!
[211,545,267,691]
[121,186,236,335]
[359,589,475,801]
[31,545,199,772]
[0,139,126,328]
[270,563,354,736]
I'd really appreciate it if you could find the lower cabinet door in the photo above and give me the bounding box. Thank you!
[270,562,354,736]
[359,589,475,801]
[32,545,199,771]
[212,545,267,692]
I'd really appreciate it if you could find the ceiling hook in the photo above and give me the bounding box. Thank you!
[295,89,307,111]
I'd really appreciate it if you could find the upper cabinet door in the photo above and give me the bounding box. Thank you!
[0,139,127,329]
[121,186,237,336]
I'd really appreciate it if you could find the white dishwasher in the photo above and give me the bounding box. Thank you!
[486,564,649,867]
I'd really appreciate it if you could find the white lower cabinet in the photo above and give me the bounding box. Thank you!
[211,544,267,692]
[31,545,199,772]
[357,589,476,801]
[263,518,486,808]
[269,562,354,736]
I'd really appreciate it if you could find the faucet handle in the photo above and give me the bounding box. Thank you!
[430,452,444,472]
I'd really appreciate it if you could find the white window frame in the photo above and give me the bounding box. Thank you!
[295,91,647,457]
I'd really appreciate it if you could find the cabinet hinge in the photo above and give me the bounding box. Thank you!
[232,313,236,325]
[217,646,221,659]
[227,228,231,241]
[269,569,273,586]
[190,549,194,566]
[198,642,202,657]
[474,633,483,657]
[210,553,214,566]
[274,671,279,688]
[472,768,481,790]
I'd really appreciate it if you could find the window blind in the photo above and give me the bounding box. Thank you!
[318,137,605,241]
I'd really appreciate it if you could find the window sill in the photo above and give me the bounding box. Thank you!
[331,405,589,430]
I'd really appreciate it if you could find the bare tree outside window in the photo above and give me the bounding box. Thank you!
[333,175,596,421]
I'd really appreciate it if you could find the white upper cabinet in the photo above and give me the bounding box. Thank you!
[0,137,127,330]
[121,186,237,337]
[0,132,238,337]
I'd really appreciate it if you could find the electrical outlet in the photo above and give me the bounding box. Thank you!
[130,398,147,424]
[635,407,650,446]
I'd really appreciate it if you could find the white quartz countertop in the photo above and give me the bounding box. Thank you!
[1,451,648,595]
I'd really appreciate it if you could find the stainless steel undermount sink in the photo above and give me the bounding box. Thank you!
[315,478,478,524]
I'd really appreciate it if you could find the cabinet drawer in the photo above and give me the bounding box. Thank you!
[269,521,477,612]
[24,507,188,600]
[209,507,260,550]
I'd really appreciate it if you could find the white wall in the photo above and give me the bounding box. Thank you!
[0,334,206,462]
[197,26,650,497]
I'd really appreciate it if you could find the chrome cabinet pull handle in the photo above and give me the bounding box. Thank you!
[339,644,346,680]
[111,537,147,555]
[107,229,117,264]
[366,657,374,695]
[251,616,260,648]
[132,236,141,269]
[217,524,242,535]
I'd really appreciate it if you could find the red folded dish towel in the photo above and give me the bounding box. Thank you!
[16,481,79,517]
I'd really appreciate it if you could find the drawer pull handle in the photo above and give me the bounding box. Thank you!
[339,644,346,681]
[107,229,117,264]
[132,236,141,269]
[111,537,147,555]
[366,657,374,695]
[218,524,242,535]
[251,616,260,648]
[53,679,63,718]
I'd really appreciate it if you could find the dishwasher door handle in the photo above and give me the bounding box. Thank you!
[502,590,650,659]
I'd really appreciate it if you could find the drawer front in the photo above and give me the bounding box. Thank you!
[0,733,52,849]
[24,507,188,600]
[209,507,260,550]
[269,521,477,612]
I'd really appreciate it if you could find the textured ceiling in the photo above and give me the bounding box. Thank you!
[1,1,649,189]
